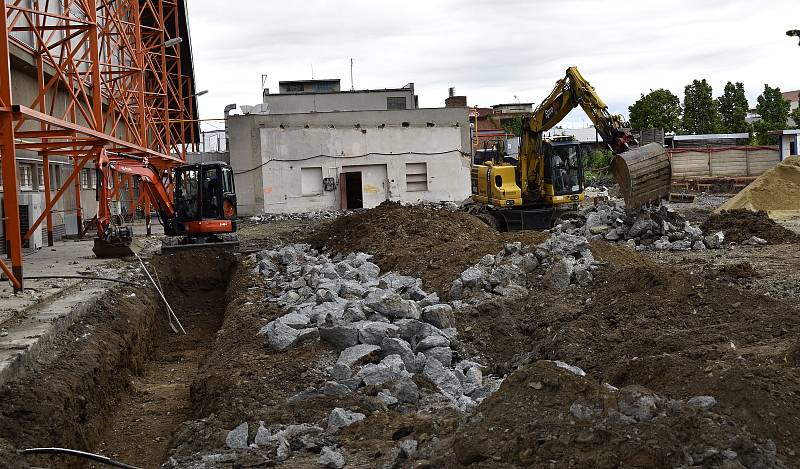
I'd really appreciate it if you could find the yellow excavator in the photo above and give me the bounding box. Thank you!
[471,67,672,230]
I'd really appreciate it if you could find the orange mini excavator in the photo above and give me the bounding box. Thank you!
[92,149,238,258]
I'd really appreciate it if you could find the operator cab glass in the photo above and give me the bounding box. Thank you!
[174,162,237,221]
[174,167,200,220]
[545,142,583,196]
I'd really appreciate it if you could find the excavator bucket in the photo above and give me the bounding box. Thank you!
[611,142,672,212]
[92,236,144,259]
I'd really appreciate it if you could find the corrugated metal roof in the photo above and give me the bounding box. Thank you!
[673,133,750,141]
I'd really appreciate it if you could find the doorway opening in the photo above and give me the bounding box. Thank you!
[342,172,363,209]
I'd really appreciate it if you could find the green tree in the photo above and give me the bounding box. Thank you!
[502,115,525,136]
[681,79,721,134]
[717,82,751,133]
[791,106,800,129]
[753,84,790,145]
[628,89,682,132]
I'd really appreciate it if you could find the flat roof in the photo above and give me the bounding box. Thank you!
[769,129,800,135]
[279,79,341,85]
[673,133,750,141]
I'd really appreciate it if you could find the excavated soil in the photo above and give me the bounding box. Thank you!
[0,250,234,469]
[701,209,799,244]
[305,201,546,297]
[433,254,800,466]
[0,280,158,468]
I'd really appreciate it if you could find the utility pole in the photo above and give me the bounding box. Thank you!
[350,58,355,91]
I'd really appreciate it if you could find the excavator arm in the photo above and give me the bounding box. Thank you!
[520,67,670,210]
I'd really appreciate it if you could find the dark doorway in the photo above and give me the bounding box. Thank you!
[343,172,363,209]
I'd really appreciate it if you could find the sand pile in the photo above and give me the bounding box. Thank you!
[718,156,800,213]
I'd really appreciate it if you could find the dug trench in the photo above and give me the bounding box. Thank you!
[0,249,236,469]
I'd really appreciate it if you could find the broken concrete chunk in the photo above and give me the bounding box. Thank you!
[358,321,400,345]
[687,395,717,410]
[377,389,399,406]
[543,257,574,290]
[261,320,304,352]
[328,408,366,430]
[319,324,360,351]
[398,439,418,459]
[364,290,420,320]
[460,267,485,288]
[422,357,463,399]
[617,386,661,422]
[414,334,450,352]
[449,279,463,300]
[254,422,271,447]
[421,304,455,329]
[337,344,381,368]
[319,446,346,469]
[379,273,420,292]
[357,261,381,281]
[356,354,411,386]
[551,360,586,377]
[225,422,249,449]
[390,376,420,404]
[423,346,453,367]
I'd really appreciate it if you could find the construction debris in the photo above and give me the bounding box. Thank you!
[252,243,502,412]
[557,200,725,251]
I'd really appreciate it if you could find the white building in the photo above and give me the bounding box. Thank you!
[242,79,418,115]
[771,129,800,160]
[229,107,471,215]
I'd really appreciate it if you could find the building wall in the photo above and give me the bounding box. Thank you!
[670,147,780,180]
[261,88,417,114]
[229,108,471,215]
[779,134,800,160]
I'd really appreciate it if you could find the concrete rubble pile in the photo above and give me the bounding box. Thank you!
[560,200,725,251]
[251,244,503,415]
[450,233,598,305]
[248,210,349,223]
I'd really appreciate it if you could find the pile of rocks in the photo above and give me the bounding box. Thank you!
[252,244,501,414]
[247,210,349,223]
[450,233,599,303]
[560,201,724,251]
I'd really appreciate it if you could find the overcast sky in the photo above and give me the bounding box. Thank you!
[188,0,800,131]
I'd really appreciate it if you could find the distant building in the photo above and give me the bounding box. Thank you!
[667,133,752,148]
[770,129,800,160]
[783,90,799,111]
[242,79,418,115]
[229,80,471,215]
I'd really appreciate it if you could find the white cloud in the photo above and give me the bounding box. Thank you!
[188,0,800,129]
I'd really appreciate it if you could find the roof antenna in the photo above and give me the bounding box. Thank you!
[350,58,355,91]
[311,64,314,80]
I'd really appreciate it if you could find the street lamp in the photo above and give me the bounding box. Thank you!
[164,37,183,47]
[787,30,800,45]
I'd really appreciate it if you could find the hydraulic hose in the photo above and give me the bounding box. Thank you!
[20,447,141,469]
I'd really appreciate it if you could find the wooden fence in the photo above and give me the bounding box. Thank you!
[669,146,779,180]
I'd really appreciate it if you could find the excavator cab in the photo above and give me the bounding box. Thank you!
[543,138,584,198]
[174,162,237,223]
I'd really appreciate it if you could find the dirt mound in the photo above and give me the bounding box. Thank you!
[437,362,784,468]
[701,209,799,244]
[304,201,546,296]
[717,261,759,279]
[718,156,800,214]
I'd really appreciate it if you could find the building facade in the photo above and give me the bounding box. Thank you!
[229,108,471,215]
[246,80,419,115]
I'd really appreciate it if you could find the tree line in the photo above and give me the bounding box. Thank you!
[629,81,800,145]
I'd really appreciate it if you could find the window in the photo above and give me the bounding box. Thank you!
[90,170,97,189]
[80,169,91,189]
[301,167,323,196]
[387,97,407,110]
[406,163,428,192]
[286,83,304,93]
[315,83,333,92]
[19,164,33,191]
[49,164,60,190]
[37,166,45,190]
